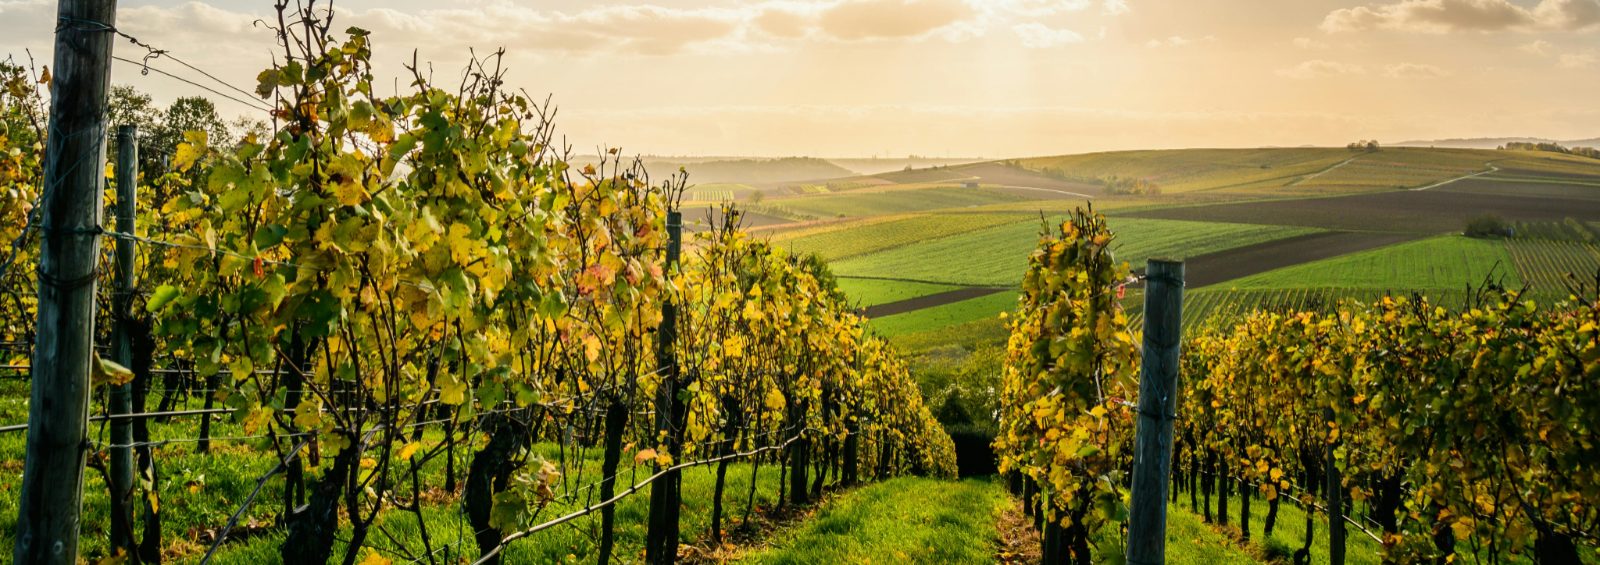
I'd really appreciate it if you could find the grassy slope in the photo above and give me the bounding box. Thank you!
[775,213,1025,261]
[1017,148,1354,193]
[1014,147,1518,195]
[767,186,1031,219]
[834,217,1318,287]
[868,291,1018,337]
[744,477,1009,565]
[1504,238,1600,297]
[837,278,962,308]
[1224,235,1522,290]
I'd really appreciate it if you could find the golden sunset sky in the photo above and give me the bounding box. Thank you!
[3,0,1598,156]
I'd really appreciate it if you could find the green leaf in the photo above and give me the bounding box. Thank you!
[147,285,181,312]
[488,490,527,531]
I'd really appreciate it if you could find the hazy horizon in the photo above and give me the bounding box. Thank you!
[4,0,1599,157]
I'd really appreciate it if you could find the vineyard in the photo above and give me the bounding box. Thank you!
[995,209,1599,564]
[1,7,953,564]
[7,2,1600,564]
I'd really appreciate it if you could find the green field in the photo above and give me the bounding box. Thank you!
[1018,148,1355,193]
[867,291,1018,337]
[1223,236,1520,290]
[836,277,963,308]
[835,217,1319,286]
[767,186,1032,219]
[685,183,755,202]
[1505,238,1600,296]
[774,212,1025,261]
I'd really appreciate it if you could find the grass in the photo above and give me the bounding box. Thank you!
[1170,490,1384,565]
[833,217,1318,287]
[773,212,1025,261]
[887,315,1010,355]
[0,378,794,564]
[1018,148,1357,193]
[836,278,962,308]
[868,291,1017,338]
[1224,235,1522,290]
[1154,500,1268,564]
[744,476,1009,565]
[766,186,1032,219]
[686,183,756,203]
[1505,238,1600,297]
[1291,150,1490,192]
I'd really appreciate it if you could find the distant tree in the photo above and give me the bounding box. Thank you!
[1465,214,1511,238]
[153,96,230,150]
[748,191,765,205]
[1102,175,1162,195]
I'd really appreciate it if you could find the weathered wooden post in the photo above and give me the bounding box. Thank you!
[646,210,684,564]
[108,124,139,558]
[1126,259,1185,565]
[1326,409,1346,565]
[14,0,119,562]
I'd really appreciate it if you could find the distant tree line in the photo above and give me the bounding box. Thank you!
[1499,141,1600,160]
[1101,175,1162,195]
[108,84,266,176]
[1347,140,1380,152]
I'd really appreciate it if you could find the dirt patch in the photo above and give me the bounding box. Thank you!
[863,287,1008,318]
[995,500,1042,565]
[1183,231,1420,288]
[1123,178,1600,234]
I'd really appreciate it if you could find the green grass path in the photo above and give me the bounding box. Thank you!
[743,477,1008,564]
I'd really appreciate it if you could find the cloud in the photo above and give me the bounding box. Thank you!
[1013,23,1086,48]
[1384,62,1452,77]
[1560,51,1598,67]
[1146,35,1215,48]
[816,0,976,41]
[1294,36,1332,49]
[1102,0,1132,15]
[1321,0,1600,33]
[983,0,1092,17]
[1520,39,1557,54]
[1278,59,1368,79]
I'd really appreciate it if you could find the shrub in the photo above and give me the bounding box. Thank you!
[1465,214,1512,238]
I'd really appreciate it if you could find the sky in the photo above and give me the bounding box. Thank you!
[2,0,1598,157]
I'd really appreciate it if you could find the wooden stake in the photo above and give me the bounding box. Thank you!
[14,1,119,562]
[108,124,138,558]
[1126,259,1185,565]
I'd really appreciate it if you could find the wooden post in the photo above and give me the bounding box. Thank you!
[1125,259,1184,565]
[14,1,118,562]
[646,210,684,564]
[108,124,138,557]
[1326,411,1346,565]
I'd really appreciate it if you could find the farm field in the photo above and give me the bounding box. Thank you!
[835,278,963,308]
[760,186,1035,219]
[1222,235,1521,291]
[12,4,1600,563]
[866,291,1019,337]
[1506,238,1600,295]
[1015,148,1354,193]
[1123,176,1600,233]
[771,212,1025,261]
[832,217,1320,287]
